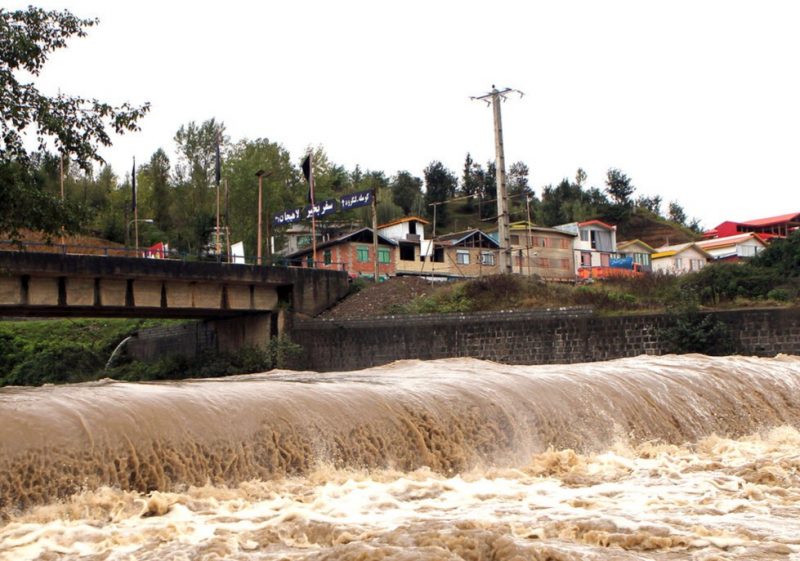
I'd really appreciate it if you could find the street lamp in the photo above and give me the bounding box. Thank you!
[127,218,154,256]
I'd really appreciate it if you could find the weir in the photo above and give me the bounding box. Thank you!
[2,354,800,515]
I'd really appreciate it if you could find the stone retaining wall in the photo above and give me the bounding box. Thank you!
[290,307,800,371]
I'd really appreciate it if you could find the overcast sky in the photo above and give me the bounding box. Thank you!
[16,0,800,229]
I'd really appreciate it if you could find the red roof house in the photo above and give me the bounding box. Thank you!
[703,212,800,239]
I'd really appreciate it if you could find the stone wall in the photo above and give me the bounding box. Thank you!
[127,321,216,361]
[290,307,800,372]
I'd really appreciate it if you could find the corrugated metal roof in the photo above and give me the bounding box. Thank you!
[696,233,767,251]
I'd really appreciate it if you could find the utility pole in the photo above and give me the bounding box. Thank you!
[471,85,523,274]
[255,169,265,265]
[371,189,379,282]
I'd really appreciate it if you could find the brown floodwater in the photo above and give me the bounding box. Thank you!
[1,354,799,560]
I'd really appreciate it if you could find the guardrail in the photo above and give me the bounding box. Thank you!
[0,240,351,271]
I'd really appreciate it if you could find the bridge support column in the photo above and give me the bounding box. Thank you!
[212,313,274,353]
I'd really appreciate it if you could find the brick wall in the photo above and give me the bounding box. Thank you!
[290,307,800,372]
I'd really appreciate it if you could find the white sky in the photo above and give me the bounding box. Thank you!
[14,0,800,229]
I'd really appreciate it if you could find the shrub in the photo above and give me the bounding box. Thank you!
[661,290,736,355]
[679,262,782,304]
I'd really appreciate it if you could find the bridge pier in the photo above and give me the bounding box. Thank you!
[212,312,276,353]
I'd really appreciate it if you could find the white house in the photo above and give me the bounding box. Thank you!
[377,216,430,275]
[651,243,712,275]
[554,220,617,274]
[696,233,767,261]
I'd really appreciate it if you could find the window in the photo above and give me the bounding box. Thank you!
[357,246,369,262]
[323,249,332,265]
[432,247,444,263]
[408,221,417,235]
[561,239,571,249]
[456,250,470,265]
[581,252,591,266]
[510,235,520,245]
[480,252,495,266]
[378,248,391,264]
[400,244,415,261]
[306,255,314,267]
[580,230,589,242]
[559,259,570,269]
[675,258,683,269]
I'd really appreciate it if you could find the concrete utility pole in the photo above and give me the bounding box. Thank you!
[471,85,523,274]
[255,169,265,266]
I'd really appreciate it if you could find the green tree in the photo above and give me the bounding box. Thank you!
[668,201,687,225]
[224,138,297,259]
[636,194,663,216]
[171,119,224,253]
[604,168,635,223]
[0,6,149,236]
[423,161,458,226]
[145,149,172,232]
[391,171,423,216]
[752,230,800,277]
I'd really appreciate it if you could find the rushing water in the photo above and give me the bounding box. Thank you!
[2,354,800,560]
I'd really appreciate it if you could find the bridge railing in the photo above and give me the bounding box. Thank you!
[0,240,350,271]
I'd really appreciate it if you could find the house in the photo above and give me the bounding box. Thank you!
[616,239,655,272]
[377,216,430,276]
[651,243,711,275]
[554,220,618,274]
[703,212,800,240]
[279,221,359,255]
[286,228,397,280]
[696,233,767,262]
[488,221,576,281]
[429,229,500,278]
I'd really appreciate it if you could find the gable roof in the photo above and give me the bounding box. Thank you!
[652,242,712,260]
[617,239,656,253]
[740,212,800,227]
[696,232,767,251]
[578,219,616,230]
[378,216,430,229]
[434,229,500,248]
[286,228,397,258]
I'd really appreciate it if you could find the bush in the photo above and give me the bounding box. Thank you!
[679,262,782,305]
[661,290,736,355]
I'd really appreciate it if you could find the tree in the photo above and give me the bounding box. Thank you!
[605,168,635,207]
[668,201,687,225]
[0,6,149,236]
[423,161,457,226]
[636,194,663,216]
[144,149,172,232]
[391,171,423,216]
[224,137,296,258]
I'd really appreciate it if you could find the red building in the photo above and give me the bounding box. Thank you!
[286,228,397,280]
[703,212,800,240]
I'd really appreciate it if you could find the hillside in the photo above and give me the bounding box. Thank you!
[615,212,699,248]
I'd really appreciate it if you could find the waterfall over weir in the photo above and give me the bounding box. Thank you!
[2,354,800,560]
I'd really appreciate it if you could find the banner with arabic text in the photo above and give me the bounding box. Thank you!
[303,199,338,220]
[273,208,302,226]
[340,189,374,211]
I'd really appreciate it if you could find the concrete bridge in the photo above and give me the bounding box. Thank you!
[0,251,350,351]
